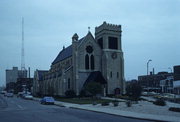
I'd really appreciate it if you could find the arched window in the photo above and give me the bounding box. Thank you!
[68,78,70,89]
[91,55,94,70]
[85,54,89,69]
[110,71,112,78]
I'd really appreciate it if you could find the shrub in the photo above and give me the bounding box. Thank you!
[79,89,86,97]
[84,82,102,96]
[126,101,132,107]
[153,99,166,106]
[65,90,76,98]
[169,107,180,112]
[47,86,54,96]
[126,83,142,101]
[112,100,119,107]
[92,101,97,105]
[79,89,93,98]
[101,101,109,106]
[106,94,114,98]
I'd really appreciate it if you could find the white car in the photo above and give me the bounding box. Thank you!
[24,94,33,100]
[142,92,148,96]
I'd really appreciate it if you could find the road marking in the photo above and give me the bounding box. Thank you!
[0,99,3,104]
[11,101,14,103]
[17,105,23,109]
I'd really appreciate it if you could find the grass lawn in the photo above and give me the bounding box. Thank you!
[55,97,113,104]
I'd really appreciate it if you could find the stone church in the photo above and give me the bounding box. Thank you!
[33,22,125,96]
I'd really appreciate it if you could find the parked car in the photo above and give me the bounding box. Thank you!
[147,92,157,96]
[24,94,33,100]
[5,92,14,97]
[1,90,6,94]
[40,97,55,105]
[17,92,24,97]
[162,93,175,99]
[22,94,27,98]
[142,92,148,96]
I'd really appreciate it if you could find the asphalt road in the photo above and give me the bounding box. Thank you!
[0,95,153,122]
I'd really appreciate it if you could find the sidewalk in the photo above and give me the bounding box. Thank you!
[33,97,180,122]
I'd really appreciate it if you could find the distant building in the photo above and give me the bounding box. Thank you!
[126,79,138,86]
[6,82,16,92]
[173,65,180,94]
[138,72,173,93]
[33,70,48,96]
[35,22,125,96]
[15,78,33,93]
[160,76,173,93]
[174,65,180,81]
[138,66,180,94]
[6,67,27,85]
[173,80,180,94]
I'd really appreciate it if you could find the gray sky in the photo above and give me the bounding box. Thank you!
[0,0,179,86]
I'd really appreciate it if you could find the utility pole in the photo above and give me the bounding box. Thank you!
[21,17,26,78]
[147,59,152,75]
[168,67,172,73]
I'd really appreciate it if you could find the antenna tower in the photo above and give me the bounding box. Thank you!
[21,17,26,72]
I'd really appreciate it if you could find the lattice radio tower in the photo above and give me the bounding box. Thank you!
[21,17,26,76]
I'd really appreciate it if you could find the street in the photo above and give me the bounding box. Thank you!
[0,95,152,122]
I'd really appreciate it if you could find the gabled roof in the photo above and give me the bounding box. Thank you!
[79,37,85,43]
[51,36,85,65]
[52,45,72,65]
[78,31,95,48]
[83,71,107,87]
[51,32,92,65]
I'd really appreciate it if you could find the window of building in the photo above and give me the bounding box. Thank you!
[108,37,118,49]
[97,38,103,49]
[85,54,89,69]
[58,70,62,77]
[117,72,119,78]
[85,45,95,70]
[86,45,93,53]
[90,55,94,70]
[110,71,112,78]
[68,78,70,89]
[54,74,56,78]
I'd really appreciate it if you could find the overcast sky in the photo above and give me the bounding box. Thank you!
[0,0,179,86]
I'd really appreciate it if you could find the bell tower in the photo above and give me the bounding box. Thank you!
[95,21,125,95]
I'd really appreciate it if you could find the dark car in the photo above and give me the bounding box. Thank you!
[5,92,14,97]
[40,97,55,105]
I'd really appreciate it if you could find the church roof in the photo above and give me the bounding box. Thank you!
[52,45,72,65]
[52,36,86,65]
[83,71,107,87]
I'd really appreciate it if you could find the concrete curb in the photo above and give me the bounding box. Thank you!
[54,102,65,107]
[54,103,179,122]
[68,106,162,122]
[32,97,180,122]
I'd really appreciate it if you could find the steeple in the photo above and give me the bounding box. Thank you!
[88,27,90,32]
[72,33,79,42]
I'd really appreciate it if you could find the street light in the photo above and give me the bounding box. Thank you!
[168,67,172,73]
[147,59,152,75]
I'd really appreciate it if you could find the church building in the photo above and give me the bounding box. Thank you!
[34,22,125,96]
